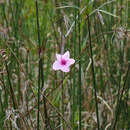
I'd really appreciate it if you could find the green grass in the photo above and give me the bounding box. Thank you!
[0,0,129,129]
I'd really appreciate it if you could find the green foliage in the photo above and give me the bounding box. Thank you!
[0,0,129,129]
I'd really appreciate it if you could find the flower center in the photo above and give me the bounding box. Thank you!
[61,59,67,65]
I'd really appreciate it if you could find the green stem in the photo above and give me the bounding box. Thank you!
[87,16,100,130]
[35,0,41,129]
[35,1,49,129]
[112,64,130,129]
[78,0,81,129]
[72,1,77,128]
[61,72,65,129]
[5,62,17,109]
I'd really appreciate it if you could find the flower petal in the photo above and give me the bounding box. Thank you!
[56,54,61,61]
[67,59,75,66]
[62,51,70,59]
[60,66,70,72]
[52,61,61,70]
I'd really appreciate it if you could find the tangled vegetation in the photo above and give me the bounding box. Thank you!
[0,0,129,130]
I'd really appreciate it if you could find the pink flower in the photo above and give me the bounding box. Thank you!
[53,51,75,72]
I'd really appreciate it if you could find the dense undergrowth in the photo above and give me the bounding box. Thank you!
[0,0,129,130]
